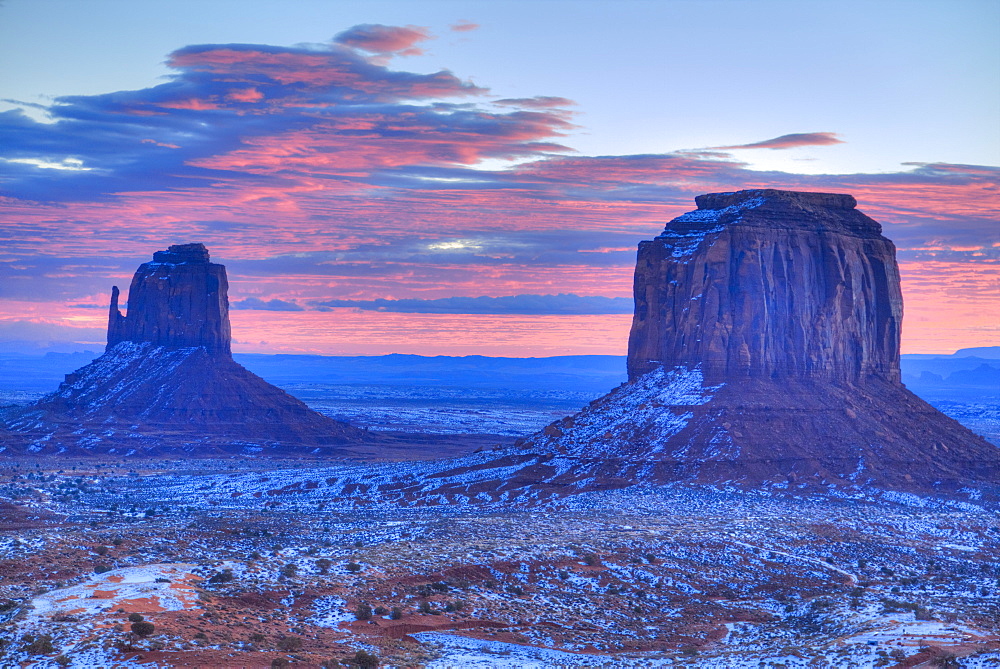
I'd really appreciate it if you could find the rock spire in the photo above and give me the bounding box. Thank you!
[3,243,368,454]
[107,243,231,355]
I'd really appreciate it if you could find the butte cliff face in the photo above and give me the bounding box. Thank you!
[3,243,367,455]
[107,242,231,355]
[627,190,902,385]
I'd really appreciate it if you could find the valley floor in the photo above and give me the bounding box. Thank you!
[1,460,997,667]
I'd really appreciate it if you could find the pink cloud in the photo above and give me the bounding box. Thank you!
[2,35,997,356]
[450,21,480,33]
[715,132,845,150]
[333,24,433,56]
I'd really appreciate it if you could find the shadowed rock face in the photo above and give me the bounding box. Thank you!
[108,243,231,355]
[628,190,902,384]
[4,244,367,454]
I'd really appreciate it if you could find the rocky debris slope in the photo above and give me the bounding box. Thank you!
[2,244,367,454]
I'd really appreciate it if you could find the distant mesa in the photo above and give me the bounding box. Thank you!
[2,243,368,455]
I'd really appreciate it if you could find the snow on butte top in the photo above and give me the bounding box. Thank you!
[658,188,881,239]
[695,189,857,211]
[151,243,211,264]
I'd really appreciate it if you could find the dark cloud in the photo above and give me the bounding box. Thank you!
[333,24,432,55]
[230,297,304,311]
[493,96,576,109]
[226,230,640,276]
[715,132,844,150]
[0,32,580,202]
[311,293,632,315]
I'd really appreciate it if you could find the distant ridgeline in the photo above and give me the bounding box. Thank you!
[0,244,369,454]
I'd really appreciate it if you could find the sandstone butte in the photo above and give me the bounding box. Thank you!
[2,243,368,454]
[505,189,999,496]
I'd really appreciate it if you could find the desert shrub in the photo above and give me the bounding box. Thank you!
[249,632,266,643]
[389,607,402,620]
[54,655,71,667]
[418,600,434,614]
[346,562,362,573]
[280,563,297,578]
[23,634,55,654]
[112,538,124,546]
[131,621,155,637]
[208,569,235,584]
[373,606,388,616]
[94,564,112,574]
[583,553,599,566]
[127,613,144,622]
[275,636,302,652]
[93,545,108,556]
[346,650,379,667]
[316,558,332,574]
[558,570,569,580]
[270,659,289,668]
[355,603,372,620]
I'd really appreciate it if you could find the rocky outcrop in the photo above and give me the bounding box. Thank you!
[628,190,902,384]
[107,243,230,355]
[3,244,368,454]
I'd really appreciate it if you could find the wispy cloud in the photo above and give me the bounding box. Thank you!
[311,293,632,315]
[1,29,996,355]
[494,96,576,110]
[450,21,479,33]
[714,132,844,150]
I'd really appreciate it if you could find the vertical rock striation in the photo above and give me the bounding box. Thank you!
[628,190,902,384]
[107,243,230,355]
[4,243,368,454]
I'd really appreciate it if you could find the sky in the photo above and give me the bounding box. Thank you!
[1,0,997,356]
